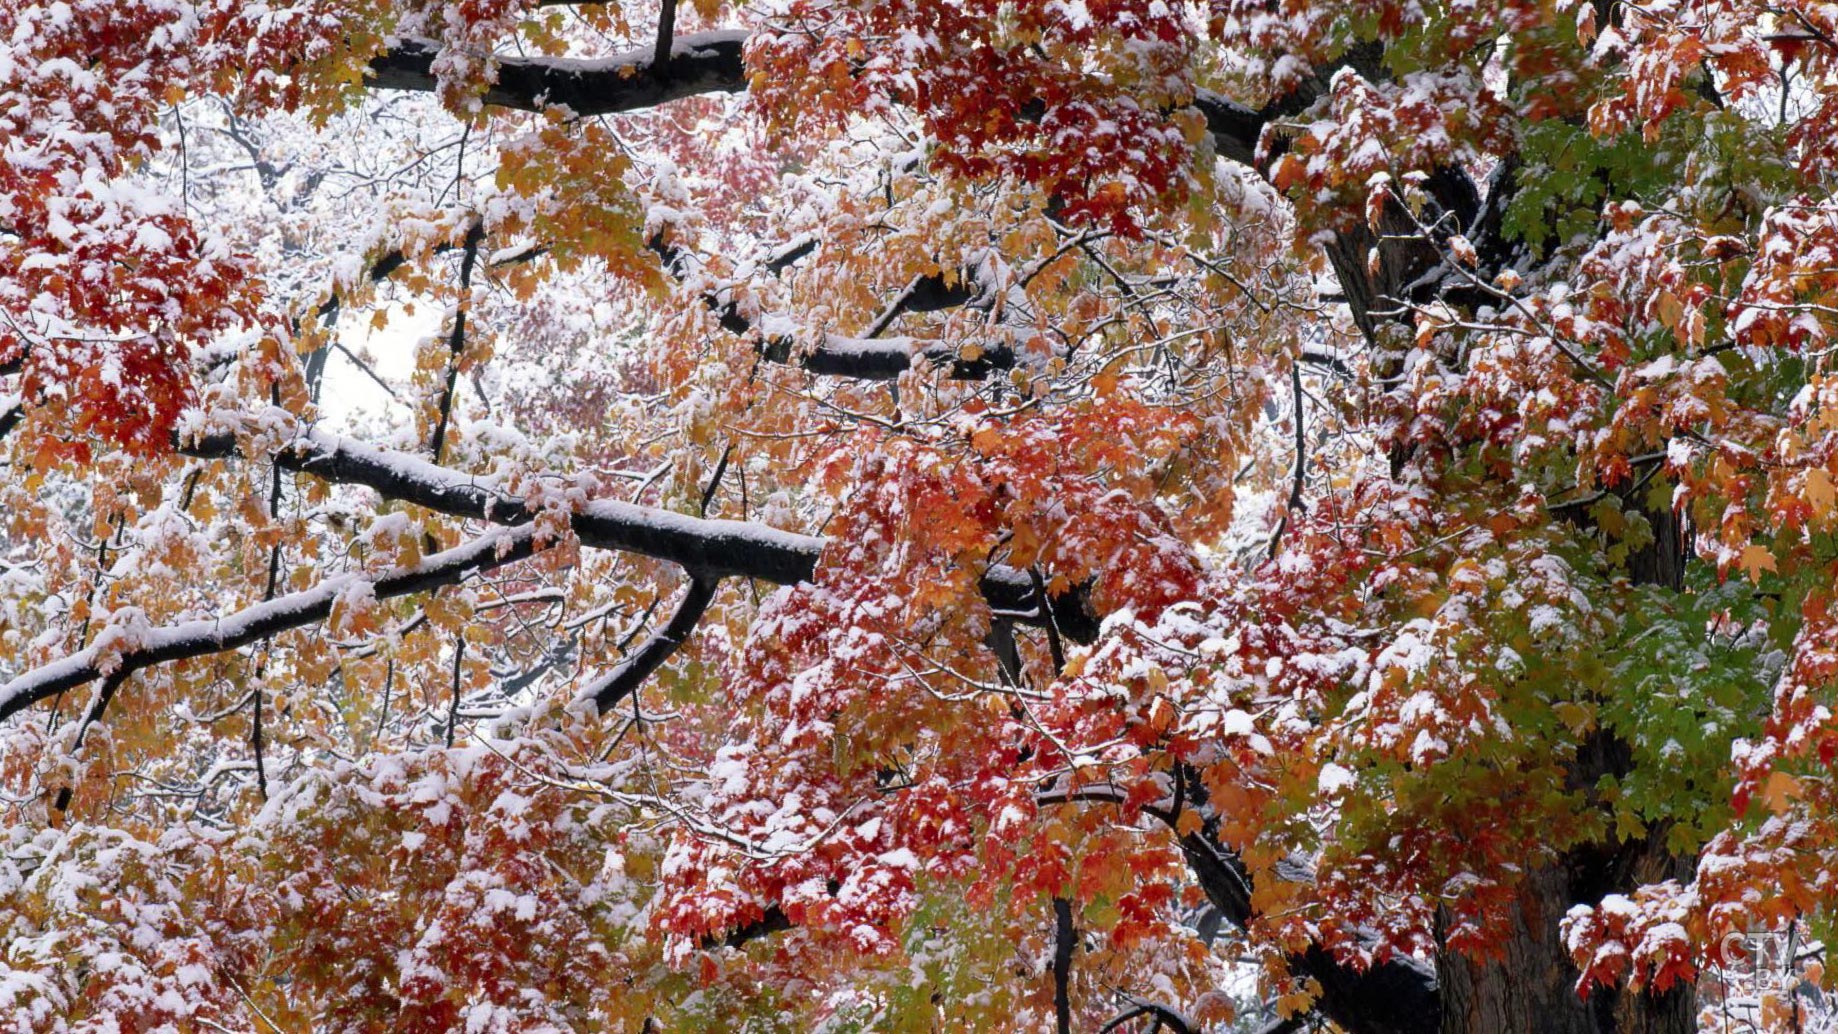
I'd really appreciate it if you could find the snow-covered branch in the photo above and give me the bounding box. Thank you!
[367,30,749,116]
[363,32,1280,188]
[0,525,541,723]
[178,423,1097,640]
[648,234,1012,381]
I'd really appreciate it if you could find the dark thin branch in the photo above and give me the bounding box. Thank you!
[377,658,395,740]
[578,574,718,713]
[51,670,130,812]
[1268,364,1308,560]
[313,248,413,324]
[1289,365,1310,506]
[1099,1000,1196,1034]
[252,681,269,800]
[648,233,1009,380]
[430,220,486,463]
[1052,896,1075,1034]
[250,382,289,801]
[496,635,576,696]
[328,342,401,399]
[72,671,130,755]
[699,444,731,517]
[446,634,466,747]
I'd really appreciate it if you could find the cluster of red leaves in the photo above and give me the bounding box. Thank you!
[747,0,1203,231]
[260,745,622,1031]
[1270,71,1515,237]
[654,397,1212,955]
[0,0,356,455]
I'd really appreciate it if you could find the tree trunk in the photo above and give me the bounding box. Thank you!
[1436,852,1695,1034]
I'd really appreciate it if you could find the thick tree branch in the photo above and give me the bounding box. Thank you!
[0,524,541,723]
[177,424,1097,641]
[707,904,793,950]
[365,28,1279,197]
[367,30,748,116]
[0,399,22,443]
[1192,90,1266,168]
[1052,896,1075,1034]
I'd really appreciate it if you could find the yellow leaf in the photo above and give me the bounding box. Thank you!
[1276,990,1318,1019]
[1553,701,1594,734]
[1762,771,1803,815]
[1739,544,1776,582]
[1655,290,1683,330]
[1807,467,1836,519]
[1092,366,1120,397]
[1175,809,1203,837]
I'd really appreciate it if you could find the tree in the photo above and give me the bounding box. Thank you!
[1,0,1835,1030]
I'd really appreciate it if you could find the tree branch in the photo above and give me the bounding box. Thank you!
[1099,999,1197,1034]
[1192,89,1266,168]
[430,220,486,463]
[0,524,542,723]
[177,424,1097,641]
[648,234,1011,380]
[367,30,748,116]
[576,573,718,713]
[1170,771,1440,1034]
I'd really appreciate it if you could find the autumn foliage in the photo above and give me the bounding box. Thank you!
[2,0,1838,1031]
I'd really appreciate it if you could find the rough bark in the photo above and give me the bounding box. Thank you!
[1436,840,1694,1034]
